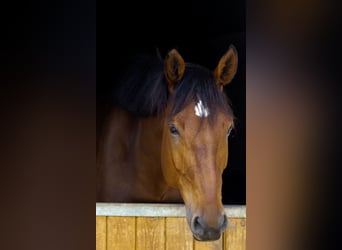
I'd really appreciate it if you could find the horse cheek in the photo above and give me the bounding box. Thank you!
[161,133,179,188]
[217,141,229,173]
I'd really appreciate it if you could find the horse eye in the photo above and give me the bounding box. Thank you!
[227,126,233,136]
[169,124,179,135]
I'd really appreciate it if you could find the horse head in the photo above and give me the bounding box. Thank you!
[161,45,238,241]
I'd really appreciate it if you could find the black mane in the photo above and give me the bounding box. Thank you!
[112,54,167,116]
[113,54,233,121]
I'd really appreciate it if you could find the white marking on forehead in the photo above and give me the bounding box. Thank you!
[194,100,210,117]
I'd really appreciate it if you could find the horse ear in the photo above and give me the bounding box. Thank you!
[164,49,185,93]
[214,45,238,91]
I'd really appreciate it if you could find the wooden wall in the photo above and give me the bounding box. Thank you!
[96,203,246,250]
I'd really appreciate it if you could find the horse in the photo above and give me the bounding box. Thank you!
[96,45,238,241]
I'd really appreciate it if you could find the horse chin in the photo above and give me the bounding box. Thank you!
[193,232,222,242]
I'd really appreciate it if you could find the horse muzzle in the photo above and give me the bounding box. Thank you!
[189,211,228,241]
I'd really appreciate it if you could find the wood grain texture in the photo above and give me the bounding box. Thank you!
[166,217,193,250]
[224,218,246,250]
[96,214,246,250]
[96,216,106,250]
[107,217,136,250]
[136,217,165,250]
[194,236,223,250]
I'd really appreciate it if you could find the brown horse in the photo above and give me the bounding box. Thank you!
[96,45,238,241]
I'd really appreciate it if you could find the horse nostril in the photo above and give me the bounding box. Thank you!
[221,214,228,230]
[191,216,204,234]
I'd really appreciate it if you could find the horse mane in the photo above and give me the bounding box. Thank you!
[113,53,233,122]
[112,54,167,116]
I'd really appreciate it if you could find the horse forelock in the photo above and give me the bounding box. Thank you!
[168,64,234,124]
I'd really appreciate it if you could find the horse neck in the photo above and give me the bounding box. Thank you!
[132,114,170,199]
[136,115,163,162]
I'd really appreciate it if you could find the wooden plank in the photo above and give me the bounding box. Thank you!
[194,236,223,250]
[166,217,193,250]
[224,218,246,250]
[107,217,135,250]
[136,217,165,250]
[96,216,106,250]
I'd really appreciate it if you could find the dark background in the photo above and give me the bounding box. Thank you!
[97,0,246,205]
[5,0,342,249]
